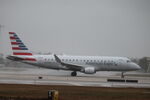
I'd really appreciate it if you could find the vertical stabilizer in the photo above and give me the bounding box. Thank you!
[9,32,33,56]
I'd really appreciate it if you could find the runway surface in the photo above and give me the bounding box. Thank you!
[0,67,150,88]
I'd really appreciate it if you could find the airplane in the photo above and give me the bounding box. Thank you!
[7,32,141,77]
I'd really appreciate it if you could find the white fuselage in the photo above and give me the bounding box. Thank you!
[22,54,140,74]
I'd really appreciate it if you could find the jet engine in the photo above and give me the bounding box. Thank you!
[84,67,96,74]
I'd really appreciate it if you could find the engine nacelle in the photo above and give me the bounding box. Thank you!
[84,67,96,74]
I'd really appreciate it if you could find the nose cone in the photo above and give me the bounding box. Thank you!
[131,63,141,70]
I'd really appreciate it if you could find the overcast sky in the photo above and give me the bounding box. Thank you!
[0,0,150,58]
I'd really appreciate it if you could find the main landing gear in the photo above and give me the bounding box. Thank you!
[121,72,125,78]
[71,71,77,76]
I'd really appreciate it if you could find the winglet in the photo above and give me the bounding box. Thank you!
[54,54,62,64]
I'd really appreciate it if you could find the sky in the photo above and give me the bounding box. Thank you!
[0,0,150,58]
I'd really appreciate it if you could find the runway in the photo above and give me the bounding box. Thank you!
[0,67,150,88]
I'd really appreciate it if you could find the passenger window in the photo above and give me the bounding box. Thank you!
[127,60,130,63]
[104,60,106,64]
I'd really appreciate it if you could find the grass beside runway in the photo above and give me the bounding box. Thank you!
[0,84,150,100]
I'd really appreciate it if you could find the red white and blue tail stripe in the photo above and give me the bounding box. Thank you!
[8,32,36,61]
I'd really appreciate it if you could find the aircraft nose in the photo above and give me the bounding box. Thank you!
[131,63,141,70]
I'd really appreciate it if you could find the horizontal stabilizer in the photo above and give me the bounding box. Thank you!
[7,55,24,61]
[7,55,36,61]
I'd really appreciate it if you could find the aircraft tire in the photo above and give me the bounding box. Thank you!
[71,71,77,76]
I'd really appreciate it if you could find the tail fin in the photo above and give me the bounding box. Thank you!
[9,32,33,56]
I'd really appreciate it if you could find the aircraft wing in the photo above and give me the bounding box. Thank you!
[54,54,84,71]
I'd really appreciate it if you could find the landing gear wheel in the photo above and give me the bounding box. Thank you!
[71,71,77,76]
[121,72,124,78]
